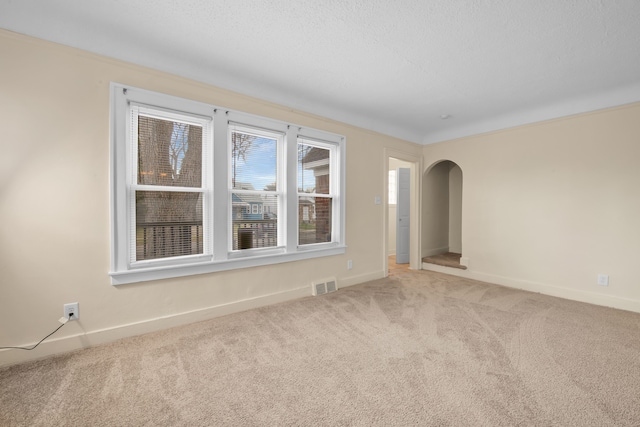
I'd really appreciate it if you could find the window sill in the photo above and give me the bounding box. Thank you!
[109,245,346,285]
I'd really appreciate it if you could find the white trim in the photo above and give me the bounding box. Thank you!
[298,129,344,145]
[131,185,204,193]
[212,110,229,261]
[339,270,387,289]
[110,245,346,285]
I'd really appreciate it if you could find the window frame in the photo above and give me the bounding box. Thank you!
[227,122,284,257]
[109,83,346,285]
[296,137,340,248]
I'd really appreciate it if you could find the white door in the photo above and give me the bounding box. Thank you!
[396,168,410,264]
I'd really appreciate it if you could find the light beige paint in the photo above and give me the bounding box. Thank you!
[0,30,422,366]
[423,103,640,312]
[448,164,463,254]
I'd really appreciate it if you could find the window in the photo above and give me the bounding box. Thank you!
[230,125,281,252]
[388,170,397,205]
[110,84,345,284]
[133,109,210,262]
[297,140,338,245]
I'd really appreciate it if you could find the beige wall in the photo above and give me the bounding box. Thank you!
[448,164,463,254]
[423,103,640,312]
[0,30,422,366]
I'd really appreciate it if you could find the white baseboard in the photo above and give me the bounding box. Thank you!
[421,263,640,314]
[340,270,386,289]
[0,286,309,368]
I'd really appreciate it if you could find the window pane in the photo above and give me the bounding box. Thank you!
[298,196,332,245]
[136,191,203,260]
[388,170,397,205]
[138,116,202,187]
[232,193,278,250]
[231,131,277,191]
[298,144,330,194]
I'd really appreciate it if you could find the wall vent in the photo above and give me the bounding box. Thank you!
[312,278,338,296]
[326,280,337,293]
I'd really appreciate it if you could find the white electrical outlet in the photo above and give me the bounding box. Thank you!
[597,274,609,286]
[64,302,79,320]
[347,259,353,270]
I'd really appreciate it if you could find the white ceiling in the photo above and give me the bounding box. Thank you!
[2,0,640,144]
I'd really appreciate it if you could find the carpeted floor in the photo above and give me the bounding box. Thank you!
[1,270,640,426]
[422,252,467,269]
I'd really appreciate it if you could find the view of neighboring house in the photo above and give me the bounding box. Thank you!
[231,183,276,249]
[300,146,331,244]
[232,183,265,221]
[232,144,333,247]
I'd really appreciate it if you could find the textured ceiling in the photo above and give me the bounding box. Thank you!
[2,0,640,144]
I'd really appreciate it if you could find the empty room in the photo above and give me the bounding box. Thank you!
[1,1,639,425]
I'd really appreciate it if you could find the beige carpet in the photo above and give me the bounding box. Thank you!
[422,252,467,270]
[1,270,640,426]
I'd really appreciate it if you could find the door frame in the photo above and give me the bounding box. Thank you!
[384,148,422,275]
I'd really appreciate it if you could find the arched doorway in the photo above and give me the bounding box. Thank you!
[421,160,465,269]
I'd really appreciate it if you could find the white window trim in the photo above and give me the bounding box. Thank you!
[109,83,346,285]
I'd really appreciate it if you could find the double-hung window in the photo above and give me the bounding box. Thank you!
[229,124,282,253]
[133,107,211,263]
[297,138,338,246]
[110,84,345,285]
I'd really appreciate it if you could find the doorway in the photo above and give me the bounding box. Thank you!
[385,151,421,276]
[421,160,464,268]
